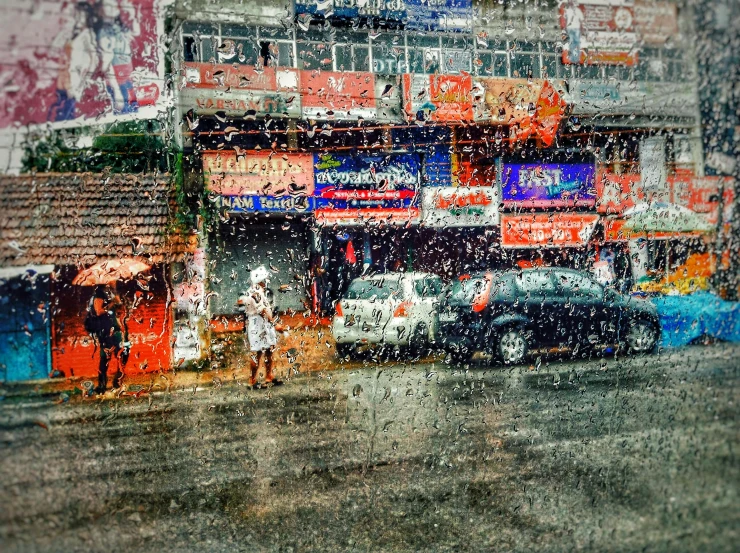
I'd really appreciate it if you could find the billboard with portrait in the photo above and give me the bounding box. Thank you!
[0,0,163,128]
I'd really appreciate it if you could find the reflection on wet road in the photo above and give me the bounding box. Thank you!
[1,344,738,552]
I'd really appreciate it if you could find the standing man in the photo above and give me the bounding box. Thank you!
[238,266,283,388]
[89,284,129,394]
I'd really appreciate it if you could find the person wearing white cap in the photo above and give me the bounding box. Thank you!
[237,265,282,388]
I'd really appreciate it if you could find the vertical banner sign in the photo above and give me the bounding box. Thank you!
[1,0,163,128]
[295,1,473,33]
[560,0,638,66]
[204,151,316,213]
[501,163,597,208]
[313,153,421,224]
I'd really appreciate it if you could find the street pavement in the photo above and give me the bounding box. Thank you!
[0,344,738,553]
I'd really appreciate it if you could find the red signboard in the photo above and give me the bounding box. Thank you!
[203,151,315,197]
[403,73,474,122]
[300,70,376,118]
[501,213,600,248]
[669,174,735,225]
[595,171,644,214]
[314,208,420,226]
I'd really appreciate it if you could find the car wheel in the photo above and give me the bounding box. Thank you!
[625,319,658,354]
[335,343,356,360]
[498,328,528,365]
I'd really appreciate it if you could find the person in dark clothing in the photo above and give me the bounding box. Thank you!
[90,284,129,394]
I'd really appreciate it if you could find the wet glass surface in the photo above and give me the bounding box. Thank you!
[0,0,738,551]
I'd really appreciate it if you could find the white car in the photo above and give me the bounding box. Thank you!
[332,272,444,357]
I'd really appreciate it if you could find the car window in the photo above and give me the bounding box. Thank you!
[415,277,443,298]
[515,270,557,296]
[345,278,402,300]
[555,271,603,298]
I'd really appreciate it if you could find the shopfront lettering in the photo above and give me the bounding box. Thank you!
[435,190,492,210]
[194,95,289,114]
[315,165,418,187]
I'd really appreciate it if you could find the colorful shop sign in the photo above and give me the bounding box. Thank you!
[295,1,473,33]
[313,153,421,224]
[422,187,499,227]
[560,0,638,66]
[668,174,735,225]
[501,163,596,208]
[403,74,474,122]
[501,213,600,248]
[1,0,164,128]
[204,151,315,213]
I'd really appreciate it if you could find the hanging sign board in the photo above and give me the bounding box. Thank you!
[422,187,499,227]
[501,213,600,248]
[501,163,597,208]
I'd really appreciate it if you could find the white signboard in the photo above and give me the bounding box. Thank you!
[422,187,500,227]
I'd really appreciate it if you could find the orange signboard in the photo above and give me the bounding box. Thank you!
[301,70,376,118]
[501,213,600,248]
[595,171,644,214]
[403,73,474,122]
[203,151,315,197]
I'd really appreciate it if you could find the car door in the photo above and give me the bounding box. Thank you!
[514,269,561,347]
[414,276,443,339]
[552,270,602,348]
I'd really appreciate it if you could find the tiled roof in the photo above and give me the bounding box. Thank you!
[0,173,197,267]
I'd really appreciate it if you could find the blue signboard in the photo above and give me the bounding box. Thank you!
[217,195,316,214]
[295,0,473,32]
[313,152,420,213]
[501,163,597,208]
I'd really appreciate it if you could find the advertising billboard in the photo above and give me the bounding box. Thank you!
[300,70,377,120]
[295,0,473,32]
[501,213,600,248]
[422,187,499,227]
[313,152,421,224]
[0,0,164,128]
[501,163,597,208]
[560,0,638,66]
[182,63,300,118]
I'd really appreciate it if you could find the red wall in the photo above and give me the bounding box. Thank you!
[51,265,172,379]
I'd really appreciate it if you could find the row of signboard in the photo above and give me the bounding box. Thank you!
[205,150,732,246]
[183,64,566,137]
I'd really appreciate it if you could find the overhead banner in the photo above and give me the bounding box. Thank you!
[1,0,164,128]
[595,171,644,214]
[313,152,421,224]
[501,213,600,248]
[182,63,300,117]
[204,151,316,213]
[422,187,499,227]
[501,163,597,208]
[295,0,473,32]
[668,174,735,225]
[560,0,638,66]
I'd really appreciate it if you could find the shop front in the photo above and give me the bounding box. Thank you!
[311,151,423,315]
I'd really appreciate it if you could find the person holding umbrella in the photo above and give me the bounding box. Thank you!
[238,266,283,388]
[74,258,149,395]
[88,284,129,394]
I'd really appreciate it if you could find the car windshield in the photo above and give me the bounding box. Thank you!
[345,278,402,300]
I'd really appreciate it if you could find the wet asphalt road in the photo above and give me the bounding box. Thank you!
[0,344,738,553]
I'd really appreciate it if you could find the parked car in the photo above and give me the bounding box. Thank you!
[333,272,444,357]
[439,268,660,364]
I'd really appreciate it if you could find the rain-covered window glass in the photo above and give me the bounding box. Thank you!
[2,0,739,551]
